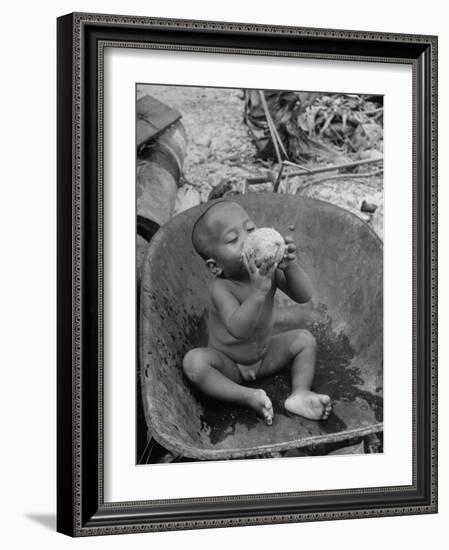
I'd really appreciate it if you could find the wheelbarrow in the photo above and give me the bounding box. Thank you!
[140,193,383,460]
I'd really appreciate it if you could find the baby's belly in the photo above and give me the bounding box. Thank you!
[208,330,272,365]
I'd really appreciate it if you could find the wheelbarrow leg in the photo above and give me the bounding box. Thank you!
[364,433,381,453]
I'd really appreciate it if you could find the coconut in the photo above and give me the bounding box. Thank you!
[242,227,285,267]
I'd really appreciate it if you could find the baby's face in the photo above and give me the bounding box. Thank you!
[207,203,256,277]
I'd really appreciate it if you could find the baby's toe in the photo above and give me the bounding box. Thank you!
[264,397,273,413]
[318,394,331,407]
[264,398,274,425]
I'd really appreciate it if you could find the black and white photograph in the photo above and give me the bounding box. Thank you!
[136,84,384,464]
[1,0,442,545]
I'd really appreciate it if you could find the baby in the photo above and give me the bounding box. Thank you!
[183,200,331,425]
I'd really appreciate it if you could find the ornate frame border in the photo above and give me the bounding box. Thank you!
[57,12,437,537]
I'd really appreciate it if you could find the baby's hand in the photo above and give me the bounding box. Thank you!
[244,251,276,294]
[277,236,296,271]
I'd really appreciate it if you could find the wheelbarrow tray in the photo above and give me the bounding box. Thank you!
[140,194,383,460]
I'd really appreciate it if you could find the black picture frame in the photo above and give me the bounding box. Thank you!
[57,12,438,537]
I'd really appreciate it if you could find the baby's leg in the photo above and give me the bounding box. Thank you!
[182,348,273,425]
[258,330,331,421]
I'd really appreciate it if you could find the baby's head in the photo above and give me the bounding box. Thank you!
[192,200,256,278]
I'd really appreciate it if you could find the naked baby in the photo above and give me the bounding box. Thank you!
[183,200,331,425]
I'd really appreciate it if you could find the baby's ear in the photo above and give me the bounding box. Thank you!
[205,259,223,277]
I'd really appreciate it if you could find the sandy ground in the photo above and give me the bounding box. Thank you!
[137,84,383,239]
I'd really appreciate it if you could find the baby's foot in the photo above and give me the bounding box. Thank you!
[284,391,332,421]
[248,389,274,425]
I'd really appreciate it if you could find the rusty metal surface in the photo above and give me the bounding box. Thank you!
[140,194,383,460]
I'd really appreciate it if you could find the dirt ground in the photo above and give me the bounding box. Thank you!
[137,84,383,239]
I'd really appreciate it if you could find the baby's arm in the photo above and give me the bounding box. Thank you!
[276,263,312,303]
[275,236,312,303]
[211,282,266,339]
[211,256,276,339]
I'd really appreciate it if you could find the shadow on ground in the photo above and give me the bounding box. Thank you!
[25,513,56,531]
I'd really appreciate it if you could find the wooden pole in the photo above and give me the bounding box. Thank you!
[259,90,283,164]
[284,155,383,178]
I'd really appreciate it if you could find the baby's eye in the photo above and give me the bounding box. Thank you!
[226,236,238,244]
[247,226,255,232]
